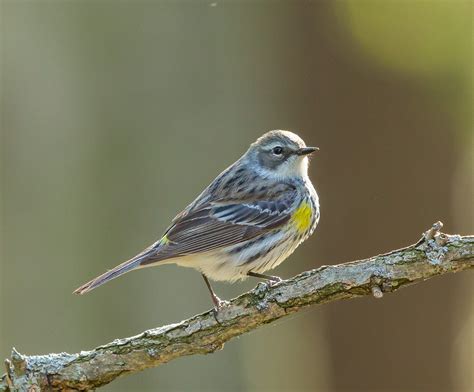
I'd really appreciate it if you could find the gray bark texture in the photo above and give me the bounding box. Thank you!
[1,223,473,391]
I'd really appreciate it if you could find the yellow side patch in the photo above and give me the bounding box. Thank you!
[291,201,312,233]
[160,235,170,245]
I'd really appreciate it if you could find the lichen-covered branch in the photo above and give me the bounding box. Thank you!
[2,223,473,391]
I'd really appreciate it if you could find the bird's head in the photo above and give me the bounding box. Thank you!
[246,130,318,180]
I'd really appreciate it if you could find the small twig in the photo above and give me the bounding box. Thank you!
[371,285,383,299]
[3,361,12,391]
[1,223,473,391]
[424,221,443,240]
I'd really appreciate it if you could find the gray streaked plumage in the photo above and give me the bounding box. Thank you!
[74,130,320,308]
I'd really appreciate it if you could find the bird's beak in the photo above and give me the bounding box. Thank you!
[297,147,319,156]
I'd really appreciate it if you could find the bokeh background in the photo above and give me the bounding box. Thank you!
[1,1,473,391]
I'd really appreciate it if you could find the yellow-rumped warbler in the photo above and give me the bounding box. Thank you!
[74,130,320,309]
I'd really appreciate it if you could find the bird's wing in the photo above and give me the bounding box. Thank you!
[140,198,295,265]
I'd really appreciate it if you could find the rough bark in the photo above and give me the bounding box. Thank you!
[1,223,473,391]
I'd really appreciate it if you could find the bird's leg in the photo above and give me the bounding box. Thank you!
[247,271,283,286]
[202,274,229,311]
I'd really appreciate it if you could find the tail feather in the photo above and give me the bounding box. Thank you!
[74,247,158,295]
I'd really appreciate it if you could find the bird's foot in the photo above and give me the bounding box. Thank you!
[266,276,283,287]
[212,295,230,313]
[211,296,230,323]
[247,271,283,287]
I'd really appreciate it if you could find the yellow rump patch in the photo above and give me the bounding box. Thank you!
[291,201,312,233]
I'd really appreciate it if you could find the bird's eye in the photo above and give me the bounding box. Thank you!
[272,146,283,155]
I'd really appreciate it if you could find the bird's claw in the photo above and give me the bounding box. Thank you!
[212,296,230,313]
[267,277,283,287]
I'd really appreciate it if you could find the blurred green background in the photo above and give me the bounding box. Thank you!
[1,1,473,391]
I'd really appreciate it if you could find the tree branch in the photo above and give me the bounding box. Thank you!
[2,223,473,391]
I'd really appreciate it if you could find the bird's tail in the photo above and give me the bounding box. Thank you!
[73,246,159,295]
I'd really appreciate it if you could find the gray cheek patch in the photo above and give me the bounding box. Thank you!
[257,150,290,170]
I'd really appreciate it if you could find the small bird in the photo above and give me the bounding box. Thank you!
[74,130,320,309]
